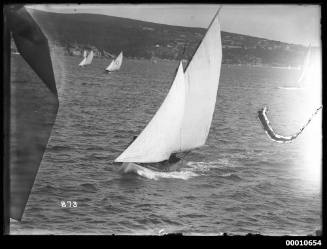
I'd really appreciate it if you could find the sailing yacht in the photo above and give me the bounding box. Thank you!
[278,45,312,90]
[79,50,94,67]
[105,51,123,72]
[297,44,311,85]
[115,8,222,172]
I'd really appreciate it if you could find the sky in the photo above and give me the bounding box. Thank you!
[27,4,321,46]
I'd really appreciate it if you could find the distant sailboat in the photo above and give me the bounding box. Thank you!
[296,44,311,85]
[79,50,87,66]
[278,45,311,90]
[79,50,94,66]
[105,51,123,72]
[115,8,222,172]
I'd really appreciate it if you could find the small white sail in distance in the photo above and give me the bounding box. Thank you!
[106,51,123,72]
[79,50,94,66]
[79,57,87,67]
[114,8,222,163]
[79,50,87,66]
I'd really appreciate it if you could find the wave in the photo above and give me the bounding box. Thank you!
[186,161,222,171]
[9,228,102,235]
[217,173,242,181]
[186,158,238,171]
[178,213,206,219]
[79,183,98,192]
[119,163,198,180]
[133,167,197,180]
[277,86,304,90]
[185,161,242,181]
[47,145,71,151]
[36,184,59,195]
[118,159,240,180]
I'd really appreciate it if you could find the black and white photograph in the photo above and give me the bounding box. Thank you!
[3,3,323,238]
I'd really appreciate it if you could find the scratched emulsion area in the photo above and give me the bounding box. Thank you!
[10,54,321,235]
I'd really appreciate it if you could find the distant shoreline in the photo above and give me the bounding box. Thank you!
[11,52,302,69]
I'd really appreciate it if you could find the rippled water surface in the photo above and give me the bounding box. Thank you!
[10,55,322,235]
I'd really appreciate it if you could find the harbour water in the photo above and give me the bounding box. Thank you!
[10,55,322,235]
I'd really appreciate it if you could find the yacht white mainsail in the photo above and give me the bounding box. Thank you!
[106,51,123,72]
[114,8,222,164]
[180,10,222,151]
[79,50,94,66]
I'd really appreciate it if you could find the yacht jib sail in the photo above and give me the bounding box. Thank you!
[115,62,186,162]
[115,7,222,164]
[106,51,123,72]
[79,50,94,66]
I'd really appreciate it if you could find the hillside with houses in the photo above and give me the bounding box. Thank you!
[11,9,311,67]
